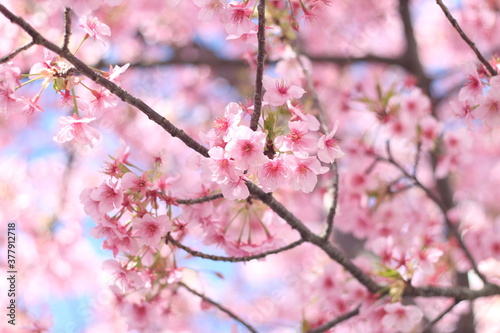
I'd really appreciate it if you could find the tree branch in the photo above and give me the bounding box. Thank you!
[62,8,71,51]
[306,305,361,333]
[0,40,35,64]
[423,300,461,332]
[175,193,224,205]
[178,282,258,333]
[167,234,305,262]
[436,0,497,76]
[324,160,339,240]
[249,0,267,131]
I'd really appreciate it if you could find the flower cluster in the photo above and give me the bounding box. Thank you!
[201,81,344,200]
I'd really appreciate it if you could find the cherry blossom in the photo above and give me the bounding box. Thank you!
[382,303,423,332]
[458,61,485,103]
[53,114,100,147]
[132,214,171,249]
[262,76,306,106]
[224,125,267,170]
[317,121,345,163]
[79,16,111,45]
[286,155,329,193]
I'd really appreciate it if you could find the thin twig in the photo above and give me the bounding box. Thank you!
[413,141,421,177]
[0,41,35,64]
[62,8,71,51]
[436,0,497,76]
[176,193,224,205]
[307,305,361,333]
[423,300,461,332]
[178,282,258,333]
[167,234,305,262]
[324,160,339,240]
[249,0,266,131]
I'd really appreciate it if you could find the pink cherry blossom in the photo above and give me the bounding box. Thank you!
[224,125,267,170]
[0,62,21,92]
[122,172,152,195]
[79,16,111,45]
[458,61,484,103]
[220,2,256,39]
[133,214,171,249]
[476,76,500,127]
[317,121,345,163]
[219,176,250,200]
[102,259,144,293]
[256,157,290,192]
[286,155,329,193]
[382,303,423,333]
[207,146,242,183]
[89,179,124,214]
[278,121,317,156]
[288,101,320,131]
[53,114,100,147]
[262,76,306,106]
[193,0,225,21]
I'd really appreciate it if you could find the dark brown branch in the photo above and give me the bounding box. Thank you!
[62,8,71,51]
[249,0,266,131]
[178,282,258,333]
[0,41,34,64]
[423,300,461,332]
[405,283,500,300]
[175,193,224,205]
[436,0,497,76]
[324,161,339,240]
[306,305,361,333]
[167,234,305,262]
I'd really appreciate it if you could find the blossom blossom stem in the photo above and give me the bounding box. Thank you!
[0,40,35,64]
[306,305,361,333]
[167,234,305,262]
[436,0,497,76]
[178,282,258,333]
[62,8,71,51]
[423,300,461,332]
[249,0,266,131]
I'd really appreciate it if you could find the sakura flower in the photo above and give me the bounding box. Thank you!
[277,121,317,156]
[225,125,267,170]
[288,101,320,131]
[53,114,100,147]
[286,155,328,193]
[256,157,290,192]
[450,100,475,125]
[133,214,171,249]
[317,121,345,163]
[122,300,157,330]
[263,76,306,106]
[382,303,423,333]
[89,179,124,214]
[0,62,21,92]
[122,172,152,195]
[102,259,144,293]
[219,176,250,200]
[89,88,117,115]
[107,63,130,82]
[207,146,242,183]
[458,61,484,103]
[212,102,242,141]
[220,2,256,39]
[79,16,111,45]
[476,76,500,127]
[193,0,226,21]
